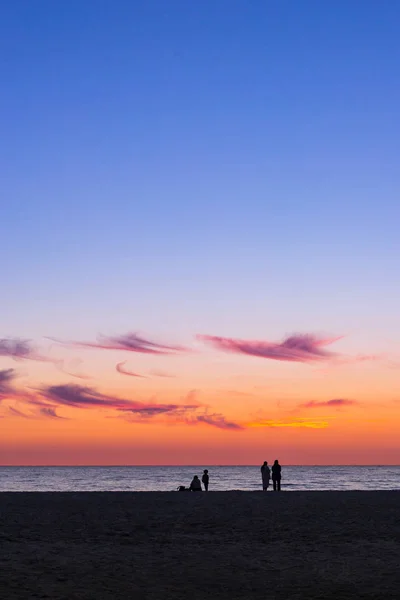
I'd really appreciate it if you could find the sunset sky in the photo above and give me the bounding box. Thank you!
[1,1,400,465]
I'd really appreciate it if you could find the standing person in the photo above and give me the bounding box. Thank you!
[260,461,271,491]
[189,475,202,492]
[272,460,282,491]
[202,469,209,491]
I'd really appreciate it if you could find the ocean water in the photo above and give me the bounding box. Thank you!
[0,466,399,492]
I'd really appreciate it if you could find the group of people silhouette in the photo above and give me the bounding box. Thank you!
[179,462,282,492]
[188,469,209,492]
[261,460,282,491]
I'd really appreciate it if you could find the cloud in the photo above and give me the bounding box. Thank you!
[185,389,199,404]
[39,384,199,420]
[8,406,32,419]
[300,398,356,409]
[116,362,146,378]
[119,394,200,420]
[121,404,197,417]
[198,333,341,362]
[0,367,271,433]
[0,337,53,363]
[0,338,34,359]
[195,413,244,430]
[39,407,65,419]
[0,368,17,383]
[42,384,114,408]
[48,332,187,355]
[246,418,328,429]
[55,359,91,380]
[41,384,137,410]
[319,354,383,370]
[149,369,176,378]
[5,395,65,420]
[0,368,18,400]
[21,393,56,409]
[37,384,242,431]
[350,354,382,363]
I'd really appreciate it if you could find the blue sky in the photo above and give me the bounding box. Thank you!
[2,0,400,350]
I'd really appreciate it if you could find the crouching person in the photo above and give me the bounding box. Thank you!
[190,475,202,491]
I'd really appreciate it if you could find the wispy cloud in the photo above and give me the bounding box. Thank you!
[0,369,17,383]
[316,355,383,372]
[198,333,341,362]
[121,404,197,418]
[0,338,52,363]
[41,384,140,410]
[344,354,382,364]
[39,384,199,421]
[5,392,65,420]
[8,406,32,419]
[39,406,65,419]
[55,359,91,380]
[48,332,187,355]
[149,369,176,378]
[195,413,244,430]
[0,368,17,398]
[116,362,146,378]
[185,389,199,404]
[1,338,34,360]
[27,383,242,431]
[300,398,356,409]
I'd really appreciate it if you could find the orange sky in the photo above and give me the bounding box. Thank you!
[1,334,399,465]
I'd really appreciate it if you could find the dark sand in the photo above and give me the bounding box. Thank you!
[1,491,399,599]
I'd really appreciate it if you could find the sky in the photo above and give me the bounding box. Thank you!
[1,0,400,465]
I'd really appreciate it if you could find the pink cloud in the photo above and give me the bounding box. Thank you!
[198,333,342,362]
[4,385,65,419]
[55,359,92,380]
[22,383,240,430]
[0,338,53,363]
[185,389,199,404]
[39,384,199,420]
[48,332,187,355]
[121,404,197,417]
[0,368,17,399]
[149,369,176,378]
[328,354,383,367]
[39,407,65,419]
[116,362,146,378]
[1,371,248,433]
[195,413,244,430]
[352,354,382,363]
[8,406,32,419]
[41,384,143,410]
[300,398,356,408]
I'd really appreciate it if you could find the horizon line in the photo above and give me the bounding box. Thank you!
[1,464,399,468]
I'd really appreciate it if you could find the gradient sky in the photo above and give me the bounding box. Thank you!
[1,0,400,465]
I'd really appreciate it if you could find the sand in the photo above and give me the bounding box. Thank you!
[1,491,399,599]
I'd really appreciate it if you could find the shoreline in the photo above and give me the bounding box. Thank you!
[1,489,400,494]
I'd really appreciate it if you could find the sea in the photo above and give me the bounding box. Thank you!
[0,466,399,492]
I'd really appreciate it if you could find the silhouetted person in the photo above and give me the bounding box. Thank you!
[261,461,270,491]
[272,460,281,491]
[190,475,202,491]
[202,469,209,491]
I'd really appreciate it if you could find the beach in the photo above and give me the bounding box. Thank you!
[1,491,399,599]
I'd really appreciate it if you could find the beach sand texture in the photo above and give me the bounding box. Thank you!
[1,491,399,599]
